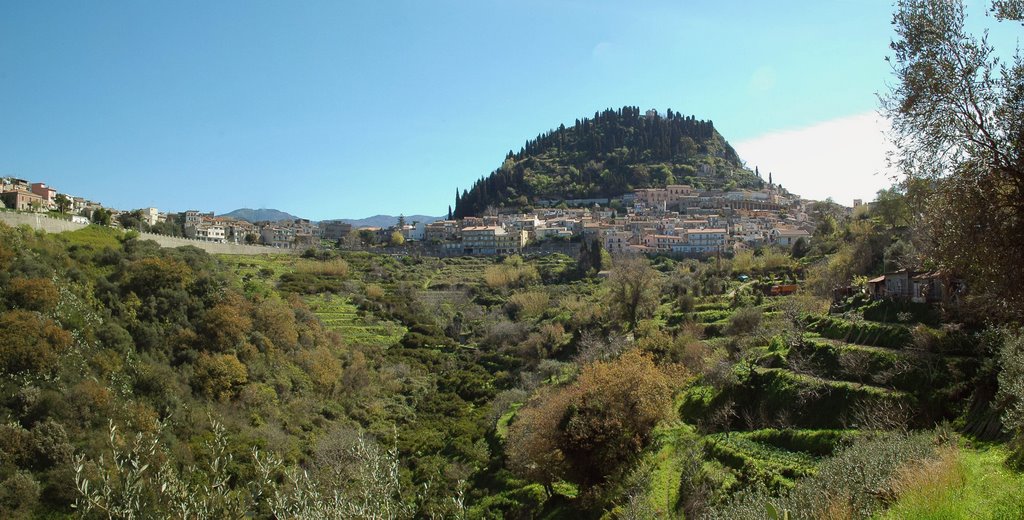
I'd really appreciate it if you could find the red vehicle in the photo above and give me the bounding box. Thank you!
[770,284,798,296]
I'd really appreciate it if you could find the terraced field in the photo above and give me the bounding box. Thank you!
[304,293,406,348]
[704,431,819,484]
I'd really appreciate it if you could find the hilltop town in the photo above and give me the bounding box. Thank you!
[2,175,855,258]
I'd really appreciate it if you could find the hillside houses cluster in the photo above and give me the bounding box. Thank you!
[3,176,815,255]
[420,184,813,257]
[181,211,328,248]
[2,177,113,224]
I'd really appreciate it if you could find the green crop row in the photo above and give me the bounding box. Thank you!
[805,315,912,349]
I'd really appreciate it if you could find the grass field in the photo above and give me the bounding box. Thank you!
[877,444,1024,519]
[58,225,123,250]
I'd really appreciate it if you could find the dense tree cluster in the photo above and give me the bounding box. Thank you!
[884,0,1024,318]
[453,106,754,217]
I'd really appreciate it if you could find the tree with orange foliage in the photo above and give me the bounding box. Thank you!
[0,310,73,376]
[506,350,679,492]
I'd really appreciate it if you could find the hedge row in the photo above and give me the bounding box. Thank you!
[861,299,941,326]
[805,316,912,349]
[735,368,915,429]
[743,428,858,457]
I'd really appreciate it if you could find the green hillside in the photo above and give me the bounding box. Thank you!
[452,106,763,217]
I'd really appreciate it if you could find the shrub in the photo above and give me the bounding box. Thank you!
[364,283,385,300]
[706,430,942,519]
[744,429,856,457]
[295,258,349,278]
[727,307,763,336]
[506,291,549,320]
[0,310,73,376]
[5,277,59,313]
[0,472,40,519]
[805,316,912,349]
[997,329,1024,469]
[199,302,252,352]
[29,420,73,470]
[192,353,248,400]
[507,350,679,490]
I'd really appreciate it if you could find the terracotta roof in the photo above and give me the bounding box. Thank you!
[867,275,885,283]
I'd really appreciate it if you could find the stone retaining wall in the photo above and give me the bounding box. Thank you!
[0,212,297,255]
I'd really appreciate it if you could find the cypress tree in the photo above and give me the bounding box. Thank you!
[590,238,603,272]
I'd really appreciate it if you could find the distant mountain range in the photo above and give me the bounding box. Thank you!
[219,208,300,223]
[329,215,443,228]
[220,208,442,228]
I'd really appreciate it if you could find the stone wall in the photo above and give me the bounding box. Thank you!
[0,212,298,256]
[0,211,89,233]
[136,232,299,255]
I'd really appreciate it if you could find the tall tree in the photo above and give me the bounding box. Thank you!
[606,255,662,328]
[54,194,71,214]
[884,0,1024,317]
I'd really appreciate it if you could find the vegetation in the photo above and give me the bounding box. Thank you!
[3,3,1024,515]
[452,106,762,217]
[884,0,1024,318]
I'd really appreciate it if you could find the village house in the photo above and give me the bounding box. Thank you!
[672,228,727,255]
[141,207,162,227]
[424,220,460,242]
[603,230,632,254]
[460,226,527,255]
[30,183,57,209]
[646,234,685,253]
[261,226,296,248]
[0,190,45,211]
[320,220,354,241]
[867,270,964,304]
[771,227,811,247]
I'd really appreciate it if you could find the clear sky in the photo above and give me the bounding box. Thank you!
[0,1,1013,219]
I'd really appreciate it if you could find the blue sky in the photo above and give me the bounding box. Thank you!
[0,1,1014,219]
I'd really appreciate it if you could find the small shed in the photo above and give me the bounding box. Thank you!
[867,275,886,299]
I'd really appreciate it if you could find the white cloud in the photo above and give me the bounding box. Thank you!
[749,65,777,92]
[733,112,899,205]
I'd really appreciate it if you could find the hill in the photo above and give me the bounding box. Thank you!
[219,207,301,223]
[334,214,443,228]
[452,106,763,218]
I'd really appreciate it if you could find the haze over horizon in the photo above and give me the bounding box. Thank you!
[2,1,1016,220]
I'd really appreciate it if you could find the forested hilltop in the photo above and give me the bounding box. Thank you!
[453,106,761,217]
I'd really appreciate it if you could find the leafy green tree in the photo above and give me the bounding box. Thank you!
[90,208,112,226]
[389,231,405,246]
[998,329,1024,468]
[884,0,1024,316]
[117,210,145,231]
[357,229,377,246]
[53,194,71,214]
[606,255,662,328]
[872,187,911,230]
[791,236,810,259]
